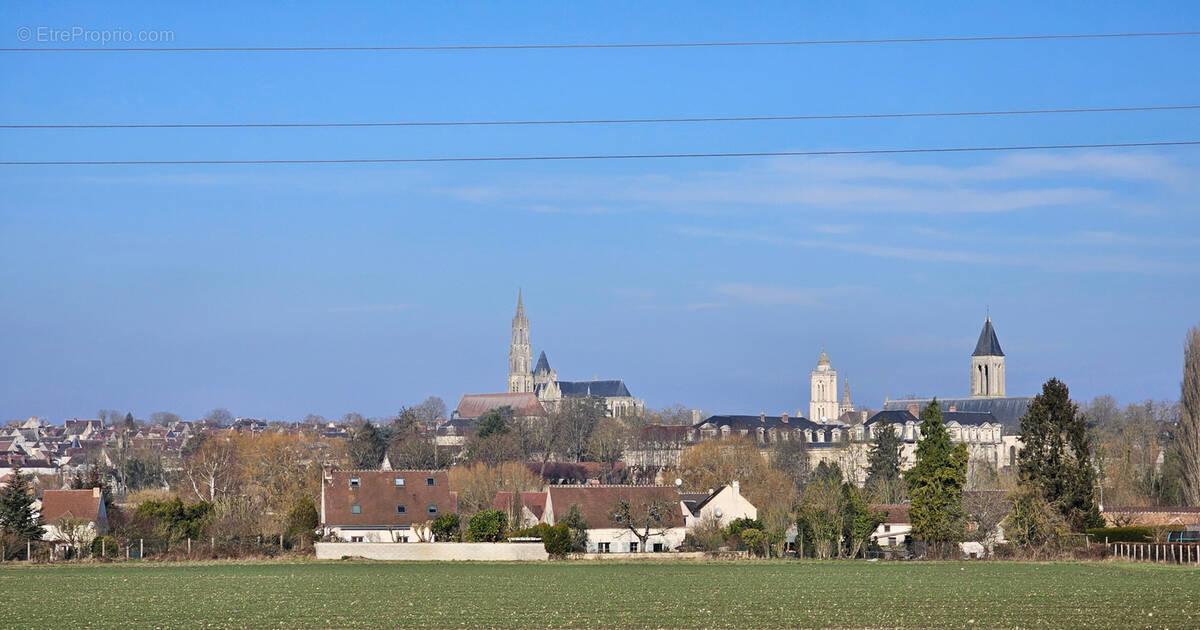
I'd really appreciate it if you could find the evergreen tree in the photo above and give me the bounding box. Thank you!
[906,399,968,557]
[865,423,905,502]
[1017,378,1103,531]
[347,421,387,469]
[0,464,43,540]
[123,412,135,432]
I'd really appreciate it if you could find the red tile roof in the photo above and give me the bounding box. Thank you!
[455,393,546,419]
[323,470,456,527]
[873,504,910,524]
[41,489,102,523]
[493,491,548,520]
[546,486,683,529]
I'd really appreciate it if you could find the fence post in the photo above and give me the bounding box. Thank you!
[101,538,105,558]
[188,538,191,556]
[211,536,215,555]
[26,541,30,562]
[139,539,143,559]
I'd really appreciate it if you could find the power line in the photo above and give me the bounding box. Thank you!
[4,105,1196,130]
[3,31,1198,52]
[3,140,1197,166]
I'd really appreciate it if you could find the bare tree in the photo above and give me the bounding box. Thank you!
[610,496,673,548]
[413,397,448,428]
[203,408,233,426]
[588,419,628,483]
[182,436,242,502]
[1181,325,1200,505]
[149,411,181,426]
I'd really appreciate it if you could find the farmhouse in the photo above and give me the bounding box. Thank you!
[679,481,757,529]
[40,487,107,546]
[320,468,457,543]
[541,485,686,553]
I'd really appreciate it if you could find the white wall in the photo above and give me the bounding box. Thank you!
[315,542,549,561]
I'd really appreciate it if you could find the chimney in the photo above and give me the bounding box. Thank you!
[908,403,919,417]
[781,413,789,424]
[707,488,714,495]
[759,413,766,423]
[92,486,101,498]
[948,404,957,412]
[732,480,740,494]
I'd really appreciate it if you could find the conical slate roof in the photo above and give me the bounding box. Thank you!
[972,318,1004,357]
[534,351,551,374]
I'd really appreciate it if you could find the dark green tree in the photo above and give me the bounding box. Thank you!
[285,498,320,539]
[477,406,514,439]
[839,482,885,558]
[906,399,968,557]
[0,464,42,540]
[347,421,387,469]
[560,503,590,552]
[812,460,844,485]
[865,423,903,483]
[1017,378,1104,531]
[431,513,461,541]
[123,412,136,432]
[467,509,508,542]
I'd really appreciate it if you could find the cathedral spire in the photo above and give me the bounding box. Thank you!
[508,290,533,393]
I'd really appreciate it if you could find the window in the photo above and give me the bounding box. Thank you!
[883,525,891,533]
[396,505,406,514]
[428,504,438,515]
[426,477,435,486]
[596,542,611,553]
[350,504,361,514]
[349,536,364,543]
[629,542,639,553]
[349,476,360,488]
[394,477,405,487]
[888,537,896,547]
[652,543,665,552]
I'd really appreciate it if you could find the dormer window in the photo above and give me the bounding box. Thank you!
[349,476,360,488]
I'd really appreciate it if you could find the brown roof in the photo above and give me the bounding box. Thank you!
[41,489,102,523]
[323,470,456,527]
[493,491,548,520]
[873,504,910,524]
[455,393,546,419]
[546,486,684,529]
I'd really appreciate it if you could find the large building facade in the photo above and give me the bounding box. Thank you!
[505,292,644,418]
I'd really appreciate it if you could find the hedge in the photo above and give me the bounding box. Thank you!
[1086,526,1182,543]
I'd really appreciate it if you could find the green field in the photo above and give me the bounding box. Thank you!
[1,560,1196,629]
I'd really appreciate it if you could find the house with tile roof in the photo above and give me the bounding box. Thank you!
[320,468,457,543]
[40,488,107,547]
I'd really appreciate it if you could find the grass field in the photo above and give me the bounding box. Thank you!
[1,560,1196,629]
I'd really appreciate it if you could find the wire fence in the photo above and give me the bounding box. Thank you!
[1,534,315,563]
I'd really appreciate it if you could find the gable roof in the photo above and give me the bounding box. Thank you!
[972,318,1004,357]
[493,491,548,520]
[40,489,102,523]
[455,393,546,419]
[557,380,633,398]
[322,470,456,527]
[873,504,910,525]
[546,486,684,529]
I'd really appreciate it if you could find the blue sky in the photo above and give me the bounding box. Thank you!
[2,2,1198,422]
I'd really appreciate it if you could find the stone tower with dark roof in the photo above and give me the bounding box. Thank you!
[970,317,1006,398]
[508,290,534,393]
[808,348,839,422]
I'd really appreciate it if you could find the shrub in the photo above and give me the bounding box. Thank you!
[133,498,214,542]
[467,510,508,542]
[560,503,589,552]
[431,513,461,541]
[285,498,319,539]
[542,524,572,556]
[724,517,765,540]
[740,528,765,557]
[507,523,552,540]
[1085,526,1171,543]
[91,535,118,558]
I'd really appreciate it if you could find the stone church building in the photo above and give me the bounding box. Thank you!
[506,291,644,419]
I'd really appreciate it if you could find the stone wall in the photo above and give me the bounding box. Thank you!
[315,542,549,561]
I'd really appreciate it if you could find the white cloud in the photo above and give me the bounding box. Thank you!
[713,283,860,307]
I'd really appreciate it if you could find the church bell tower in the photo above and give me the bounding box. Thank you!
[508,290,534,393]
[970,317,1005,398]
